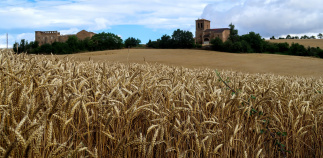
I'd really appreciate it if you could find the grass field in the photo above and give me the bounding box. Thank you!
[49,49,323,78]
[1,49,322,157]
[267,39,323,49]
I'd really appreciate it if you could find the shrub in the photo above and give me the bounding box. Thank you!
[39,43,52,54]
[290,43,307,56]
[210,37,223,51]
[277,42,289,53]
[222,40,233,52]
[265,42,279,53]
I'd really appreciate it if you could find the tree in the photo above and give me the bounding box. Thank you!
[171,29,195,48]
[82,37,94,51]
[210,37,223,51]
[301,35,309,39]
[52,42,70,54]
[66,36,80,53]
[270,36,276,40]
[159,35,172,48]
[124,37,141,48]
[91,32,123,50]
[318,33,323,39]
[228,23,239,42]
[240,32,264,52]
[294,36,299,39]
[310,35,316,39]
[286,35,292,39]
[39,43,52,54]
[146,39,160,48]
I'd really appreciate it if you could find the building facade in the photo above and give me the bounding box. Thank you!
[35,30,95,46]
[195,19,230,44]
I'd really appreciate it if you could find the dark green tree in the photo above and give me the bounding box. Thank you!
[310,35,316,39]
[240,32,264,52]
[92,32,123,50]
[66,36,79,53]
[210,37,223,51]
[39,44,52,54]
[52,42,70,54]
[124,37,141,48]
[171,29,195,48]
[228,23,239,42]
[286,35,292,39]
[82,37,94,51]
[159,35,172,48]
[270,36,276,40]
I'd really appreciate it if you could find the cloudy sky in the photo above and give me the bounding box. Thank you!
[1,0,322,48]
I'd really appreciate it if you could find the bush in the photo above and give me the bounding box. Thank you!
[290,43,307,56]
[265,42,279,53]
[277,42,289,53]
[210,37,223,51]
[232,41,243,53]
[195,43,202,48]
[52,42,71,54]
[222,40,233,52]
[240,40,253,53]
[39,44,52,54]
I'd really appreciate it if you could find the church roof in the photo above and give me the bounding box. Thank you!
[204,28,230,33]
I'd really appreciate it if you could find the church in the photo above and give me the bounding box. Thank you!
[195,19,230,45]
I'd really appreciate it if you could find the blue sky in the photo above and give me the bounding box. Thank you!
[1,0,323,48]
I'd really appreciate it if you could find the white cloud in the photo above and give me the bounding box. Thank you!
[4,0,322,46]
[201,0,323,38]
[59,28,80,35]
[1,0,214,46]
[0,0,210,31]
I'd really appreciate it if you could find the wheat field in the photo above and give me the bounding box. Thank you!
[0,49,322,157]
[268,39,323,49]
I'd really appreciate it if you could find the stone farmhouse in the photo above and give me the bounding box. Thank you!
[35,30,95,46]
[195,19,230,44]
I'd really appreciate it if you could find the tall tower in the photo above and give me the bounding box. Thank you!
[195,19,210,44]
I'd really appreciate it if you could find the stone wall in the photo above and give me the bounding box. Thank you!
[35,30,95,46]
[76,30,95,40]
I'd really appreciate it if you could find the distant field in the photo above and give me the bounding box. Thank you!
[49,49,323,78]
[268,39,323,48]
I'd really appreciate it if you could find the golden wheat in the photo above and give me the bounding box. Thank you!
[0,49,322,157]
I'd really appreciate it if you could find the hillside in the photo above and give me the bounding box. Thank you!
[48,49,323,78]
[267,39,323,49]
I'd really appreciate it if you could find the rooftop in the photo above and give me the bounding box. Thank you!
[205,28,230,33]
[196,18,210,21]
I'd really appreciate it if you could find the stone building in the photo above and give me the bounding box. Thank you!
[35,30,95,46]
[195,19,230,44]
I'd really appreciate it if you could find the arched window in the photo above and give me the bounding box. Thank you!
[198,23,200,28]
[201,23,203,29]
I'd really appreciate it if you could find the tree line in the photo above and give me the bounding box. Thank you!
[13,32,141,54]
[146,29,198,49]
[211,24,323,58]
[270,33,323,39]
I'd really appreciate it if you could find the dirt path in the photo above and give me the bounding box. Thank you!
[50,49,323,78]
